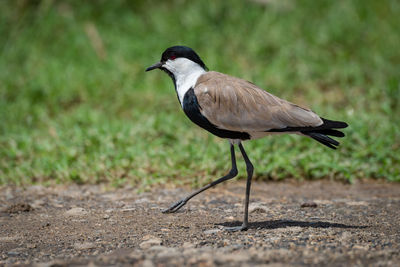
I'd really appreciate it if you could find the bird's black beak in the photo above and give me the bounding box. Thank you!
[145,62,163,72]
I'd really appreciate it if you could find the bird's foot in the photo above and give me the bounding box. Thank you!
[162,198,187,213]
[224,224,248,232]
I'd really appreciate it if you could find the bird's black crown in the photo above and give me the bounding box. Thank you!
[161,46,207,70]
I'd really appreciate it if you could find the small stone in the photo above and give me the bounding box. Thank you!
[203,228,221,235]
[0,236,19,242]
[225,239,236,246]
[249,202,269,213]
[65,207,87,216]
[4,203,33,214]
[141,259,155,267]
[216,252,250,263]
[346,201,368,206]
[301,202,318,208]
[121,208,136,212]
[353,245,369,250]
[142,235,157,241]
[140,238,162,249]
[182,242,195,249]
[135,198,149,204]
[7,251,20,256]
[31,199,45,209]
[128,250,144,260]
[35,260,65,267]
[149,245,168,251]
[156,247,180,259]
[41,222,51,228]
[74,242,96,250]
[103,214,110,219]
[26,243,37,249]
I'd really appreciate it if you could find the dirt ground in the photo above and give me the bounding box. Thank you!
[1,180,399,266]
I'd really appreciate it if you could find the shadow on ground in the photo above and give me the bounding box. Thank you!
[218,220,368,230]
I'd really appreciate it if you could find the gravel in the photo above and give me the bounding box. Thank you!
[0,180,399,266]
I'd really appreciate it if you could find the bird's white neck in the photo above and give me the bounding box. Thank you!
[163,58,206,106]
[175,68,205,105]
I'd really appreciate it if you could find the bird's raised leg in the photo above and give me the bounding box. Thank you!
[162,143,238,213]
[224,142,254,232]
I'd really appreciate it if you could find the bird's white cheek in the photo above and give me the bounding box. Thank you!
[163,61,175,72]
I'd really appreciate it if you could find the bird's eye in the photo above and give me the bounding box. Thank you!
[170,56,176,60]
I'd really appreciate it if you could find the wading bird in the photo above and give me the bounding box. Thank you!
[146,46,348,231]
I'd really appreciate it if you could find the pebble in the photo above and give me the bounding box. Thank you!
[32,199,45,209]
[135,198,149,204]
[41,222,51,228]
[249,202,269,213]
[121,208,136,212]
[301,202,318,208]
[182,242,195,249]
[346,201,368,206]
[7,251,20,256]
[156,247,180,258]
[26,243,37,249]
[65,207,87,216]
[140,238,162,249]
[4,203,33,213]
[149,245,168,251]
[74,242,96,250]
[353,245,369,250]
[203,228,221,235]
[141,259,155,267]
[0,236,19,242]
[215,252,251,263]
[142,234,157,241]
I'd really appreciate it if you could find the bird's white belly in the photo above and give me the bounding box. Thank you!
[248,131,300,140]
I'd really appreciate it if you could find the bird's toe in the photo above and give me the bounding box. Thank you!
[224,224,248,232]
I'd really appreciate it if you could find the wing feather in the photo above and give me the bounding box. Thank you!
[194,72,322,132]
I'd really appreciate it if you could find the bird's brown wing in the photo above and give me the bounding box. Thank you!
[194,71,323,133]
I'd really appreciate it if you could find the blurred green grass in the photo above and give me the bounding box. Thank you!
[0,0,399,186]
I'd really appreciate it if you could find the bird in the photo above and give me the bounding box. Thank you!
[146,45,348,231]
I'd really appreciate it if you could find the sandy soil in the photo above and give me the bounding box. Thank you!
[1,180,399,266]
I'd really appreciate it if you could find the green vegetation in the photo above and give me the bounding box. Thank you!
[1,0,399,186]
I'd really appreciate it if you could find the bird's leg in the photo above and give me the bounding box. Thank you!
[162,144,238,213]
[224,142,254,232]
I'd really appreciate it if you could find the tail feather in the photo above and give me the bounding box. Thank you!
[311,129,345,137]
[304,132,339,149]
[266,117,348,149]
[320,118,348,129]
[301,118,348,150]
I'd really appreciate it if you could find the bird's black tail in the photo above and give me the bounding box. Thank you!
[301,118,348,149]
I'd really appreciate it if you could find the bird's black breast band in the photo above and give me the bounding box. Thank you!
[182,88,250,140]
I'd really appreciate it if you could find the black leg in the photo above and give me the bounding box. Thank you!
[225,142,254,232]
[162,143,238,213]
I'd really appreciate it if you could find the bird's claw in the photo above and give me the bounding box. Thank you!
[162,199,187,213]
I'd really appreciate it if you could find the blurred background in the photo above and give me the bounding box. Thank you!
[0,0,399,187]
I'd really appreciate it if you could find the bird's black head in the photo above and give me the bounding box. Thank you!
[160,46,207,70]
[145,46,207,72]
